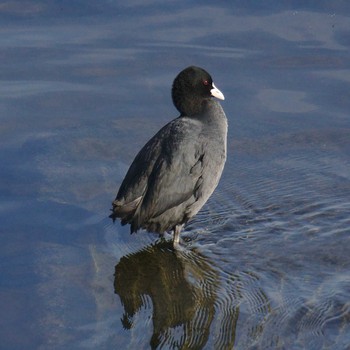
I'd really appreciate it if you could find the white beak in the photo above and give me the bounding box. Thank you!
[210,83,225,100]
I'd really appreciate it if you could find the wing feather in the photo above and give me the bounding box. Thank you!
[111,117,204,233]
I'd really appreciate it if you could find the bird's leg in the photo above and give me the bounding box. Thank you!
[173,224,183,247]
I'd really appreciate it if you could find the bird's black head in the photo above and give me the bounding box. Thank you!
[171,66,224,116]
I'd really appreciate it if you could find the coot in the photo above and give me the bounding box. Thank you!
[110,66,227,246]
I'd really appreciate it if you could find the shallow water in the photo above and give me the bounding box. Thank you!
[1,2,350,349]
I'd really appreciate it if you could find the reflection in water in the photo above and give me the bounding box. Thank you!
[114,242,239,349]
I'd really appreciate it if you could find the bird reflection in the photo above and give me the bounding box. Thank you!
[114,240,239,349]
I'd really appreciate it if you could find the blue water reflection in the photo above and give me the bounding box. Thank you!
[1,1,350,349]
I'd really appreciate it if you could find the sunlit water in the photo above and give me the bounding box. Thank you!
[1,2,350,349]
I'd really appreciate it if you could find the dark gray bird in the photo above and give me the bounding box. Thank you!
[110,66,227,246]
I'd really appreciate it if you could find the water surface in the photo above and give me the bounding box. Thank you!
[1,1,350,349]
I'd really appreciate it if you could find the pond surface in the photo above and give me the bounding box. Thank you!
[1,1,350,349]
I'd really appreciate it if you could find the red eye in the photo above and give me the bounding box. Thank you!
[203,80,209,86]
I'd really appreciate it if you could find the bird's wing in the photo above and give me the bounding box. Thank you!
[131,118,205,228]
[111,127,164,220]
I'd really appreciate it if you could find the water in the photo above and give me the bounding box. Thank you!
[1,1,350,349]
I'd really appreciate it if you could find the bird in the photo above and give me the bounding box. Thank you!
[110,66,227,246]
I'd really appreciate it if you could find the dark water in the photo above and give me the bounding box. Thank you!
[1,1,350,349]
